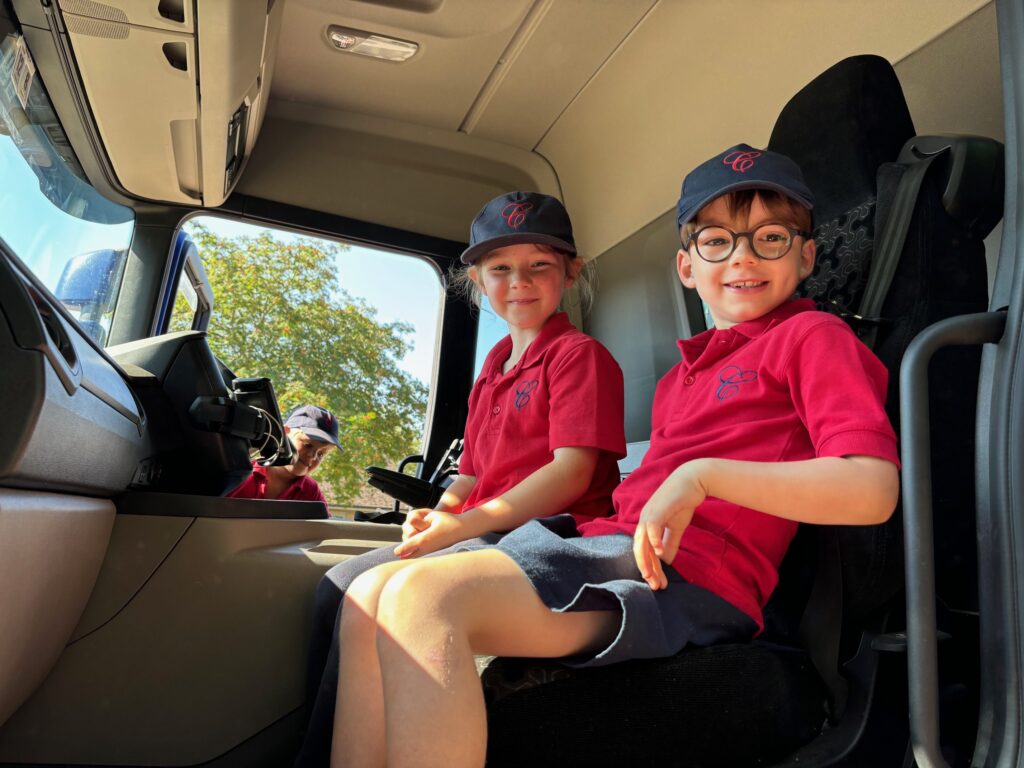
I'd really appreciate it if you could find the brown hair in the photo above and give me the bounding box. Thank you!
[680,189,812,243]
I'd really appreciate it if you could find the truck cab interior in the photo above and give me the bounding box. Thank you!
[0,1,1022,766]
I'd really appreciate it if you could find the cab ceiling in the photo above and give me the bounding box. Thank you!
[234,0,996,255]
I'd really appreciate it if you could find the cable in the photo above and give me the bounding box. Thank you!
[249,405,284,466]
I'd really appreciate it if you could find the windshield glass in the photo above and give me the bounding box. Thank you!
[0,31,134,346]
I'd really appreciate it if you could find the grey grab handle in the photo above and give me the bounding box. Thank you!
[899,310,1006,768]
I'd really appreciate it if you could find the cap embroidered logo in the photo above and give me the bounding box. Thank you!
[502,202,533,229]
[723,150,762,173]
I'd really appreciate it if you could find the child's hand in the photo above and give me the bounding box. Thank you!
[394,510,465,559]
[632,461,708,590]
[401,508,432,542]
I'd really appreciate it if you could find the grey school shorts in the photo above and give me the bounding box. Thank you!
[465,514,757,668]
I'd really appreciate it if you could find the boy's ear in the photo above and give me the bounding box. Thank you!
[798,237,817,280]
[676,248,697,289]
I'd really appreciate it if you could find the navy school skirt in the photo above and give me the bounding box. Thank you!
[461,514,757,668]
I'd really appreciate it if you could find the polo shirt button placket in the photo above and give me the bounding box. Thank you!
[684,375,695,386]
[493,406,501,415]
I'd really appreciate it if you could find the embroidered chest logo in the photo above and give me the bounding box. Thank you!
[514,380,539,410]
[502,202,533,229]
[716,365,758,401]
[723,150,762,173]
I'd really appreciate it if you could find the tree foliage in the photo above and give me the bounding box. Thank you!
[172,224,427,503]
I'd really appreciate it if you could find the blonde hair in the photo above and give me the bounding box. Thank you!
[449,245,595,316]
[679,189,812,244]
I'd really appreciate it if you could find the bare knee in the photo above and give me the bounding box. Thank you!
[342,564,404,632]
[375,561,462,633]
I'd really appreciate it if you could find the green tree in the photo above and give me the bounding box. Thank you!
[173,223,427,503]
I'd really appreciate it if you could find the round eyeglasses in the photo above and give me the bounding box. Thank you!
[684,224,812,263]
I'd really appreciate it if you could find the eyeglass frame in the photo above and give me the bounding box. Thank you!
[682,223,813,263]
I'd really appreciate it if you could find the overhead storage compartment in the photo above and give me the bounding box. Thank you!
[56,0,282,207]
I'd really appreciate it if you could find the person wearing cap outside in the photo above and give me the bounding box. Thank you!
[326,145,901,768]
[227,405,340,503]
[292,191,625,767]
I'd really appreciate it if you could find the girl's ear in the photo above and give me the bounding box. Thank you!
[564,255,583,287]
[677,248,697,289]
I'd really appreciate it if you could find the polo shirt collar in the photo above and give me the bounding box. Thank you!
[482,312,575,379]
[676,298,816,365]
[728,297,816,339]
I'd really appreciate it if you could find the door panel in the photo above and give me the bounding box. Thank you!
[0,515,399,766]
[0,490,115,727]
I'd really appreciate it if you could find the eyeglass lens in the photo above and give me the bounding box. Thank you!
[694,224,795,262]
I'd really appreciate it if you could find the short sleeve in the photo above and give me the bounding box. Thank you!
[458,377,485,477]
[546,339,626,458]
[784,318,900,466]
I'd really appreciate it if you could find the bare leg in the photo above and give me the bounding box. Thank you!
[330,558,417,768]
[373,549,618,768]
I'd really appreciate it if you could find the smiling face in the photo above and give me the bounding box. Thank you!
[470,243,577,338]
[285,428,335,477]
[677,193,815,329]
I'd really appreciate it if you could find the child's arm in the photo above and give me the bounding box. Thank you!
[393,446,600,558]
[435,474,477,513]
[633,455,900,590]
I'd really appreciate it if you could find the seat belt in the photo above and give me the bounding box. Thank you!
[798,527,848,723]
[800,149,950,722]
[854,148,950,349]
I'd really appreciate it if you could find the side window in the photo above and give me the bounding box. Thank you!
[0,32,134,346]
[472,297,507,379]
[168,277,199,333]
[182,216,442,514]
[167,234,212,333]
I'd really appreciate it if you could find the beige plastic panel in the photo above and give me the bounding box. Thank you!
[465,0,656,148]
[62,1,280,206]
[0,515,401,766]
[0,490,115,728]
[238,103,561,242]
[895,3,1003,141]
[69,514,193,641]
[58,0,195,34]
[195,0,280,207]
[272,0,534,131]
[65,14,200,203]
[537,0,993,259]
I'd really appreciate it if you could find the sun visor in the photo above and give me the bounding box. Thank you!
[56,0,283,207]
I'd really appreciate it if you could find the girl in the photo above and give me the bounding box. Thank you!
[295,191,625,766]
[329,148,899,768]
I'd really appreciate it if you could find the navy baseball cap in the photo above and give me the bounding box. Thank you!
[460,191,576,265]
[285,405,340,448]
[676,144,814,230]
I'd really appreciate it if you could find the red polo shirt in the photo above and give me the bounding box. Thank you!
[227,463,327,503]
[459,312,625,526]
[580,299,899,628]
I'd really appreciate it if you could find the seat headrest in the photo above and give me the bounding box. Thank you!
[769,55,915,225]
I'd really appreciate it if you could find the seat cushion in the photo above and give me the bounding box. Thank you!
[483,643,826,767]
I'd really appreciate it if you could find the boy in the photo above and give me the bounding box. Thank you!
[228,404,340,503]
[329,146,900,768]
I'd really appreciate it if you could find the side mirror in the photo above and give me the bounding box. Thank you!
[54,247,126,346]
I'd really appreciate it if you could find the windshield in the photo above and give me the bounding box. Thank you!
[0,31,134,347]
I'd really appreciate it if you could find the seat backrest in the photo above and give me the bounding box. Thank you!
[766,54,998,664]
